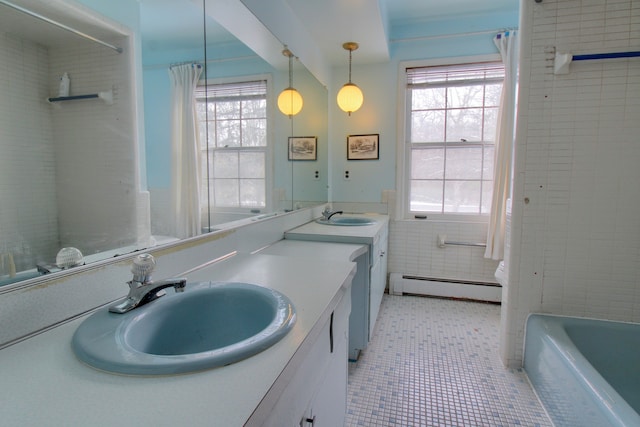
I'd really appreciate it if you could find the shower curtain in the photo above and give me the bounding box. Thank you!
[169,63,203,239]
[485,31,518,260]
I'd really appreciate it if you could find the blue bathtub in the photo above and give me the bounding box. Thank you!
[524,314,640,427]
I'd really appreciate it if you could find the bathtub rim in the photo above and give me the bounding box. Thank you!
[524,313,640,427]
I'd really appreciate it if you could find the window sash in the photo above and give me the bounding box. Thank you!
[405,61,503,216]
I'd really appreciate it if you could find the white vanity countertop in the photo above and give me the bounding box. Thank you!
[259,240,369,261]
[284,213,389,244]
[0,251,357,427]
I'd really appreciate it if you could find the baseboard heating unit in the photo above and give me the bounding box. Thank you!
[389,273,501,303]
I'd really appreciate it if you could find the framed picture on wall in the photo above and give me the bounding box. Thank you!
[347,134,379,160]
[288,136,317,161]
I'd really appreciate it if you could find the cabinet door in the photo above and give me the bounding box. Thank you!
[259,290,351,427]
[368,229,388,341]
[305,289,350,427]
[348,251,369,360]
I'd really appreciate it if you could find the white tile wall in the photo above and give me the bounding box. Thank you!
[1,29,145,275]
[388,220,499,284]
[502,0,640,366]
[48,37,140,254]
[0,33,59,272]
[149,187,173,236]
[336,198,499,285]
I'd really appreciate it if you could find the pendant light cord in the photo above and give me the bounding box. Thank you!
[348,49,353,83]
[288,49,294,88]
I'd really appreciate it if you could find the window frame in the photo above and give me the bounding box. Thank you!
[195,74,273,216]
[396,54,502,221]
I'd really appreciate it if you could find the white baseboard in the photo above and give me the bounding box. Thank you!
[389,273,501,303]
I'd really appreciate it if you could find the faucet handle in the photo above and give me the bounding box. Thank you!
[131,253,156,284]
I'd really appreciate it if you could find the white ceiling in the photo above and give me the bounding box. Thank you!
[279,0,390,65]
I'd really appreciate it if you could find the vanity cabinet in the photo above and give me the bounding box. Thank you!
[257,288,350,427]
[284,214,389,360]
[0,252,357,426]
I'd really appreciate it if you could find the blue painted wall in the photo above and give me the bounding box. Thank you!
[76,0,140,31]
[141,38,329,207]
[73,0,518,207]
[328,10,519,203]
[141,41,285,192]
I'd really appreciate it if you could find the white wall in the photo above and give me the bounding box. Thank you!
[0,33,58,272]
[389,220,499,284]
[502,0,640,366]
[50,37,142,254]
[0,0,149,277]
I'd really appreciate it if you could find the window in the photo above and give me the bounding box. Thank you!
[404,61,504,216]
[195,79,268,210]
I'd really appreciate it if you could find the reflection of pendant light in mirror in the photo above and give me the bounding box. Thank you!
[277,48,303,117]
[337,42,363,115]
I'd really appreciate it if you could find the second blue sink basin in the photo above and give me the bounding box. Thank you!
[315,217,376,226]
[72,282,296,375]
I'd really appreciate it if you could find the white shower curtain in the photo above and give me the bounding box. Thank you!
[485,31,518,260]
[169,63,203,239]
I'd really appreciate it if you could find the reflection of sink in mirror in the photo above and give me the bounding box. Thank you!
[71,282,296,375]
[315,217,377,226]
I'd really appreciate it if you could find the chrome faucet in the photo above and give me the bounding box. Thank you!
[322,207,343,221]
[109,253,187,314]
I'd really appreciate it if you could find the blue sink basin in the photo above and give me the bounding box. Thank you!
[315,217,376,226]
[72,282,296,375]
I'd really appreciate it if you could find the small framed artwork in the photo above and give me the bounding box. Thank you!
[347,134,379,160]
[288,136,317,161]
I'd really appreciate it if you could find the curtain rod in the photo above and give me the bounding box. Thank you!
[143,55,259,71]
[0,0,122,53]
[391,28,516,44]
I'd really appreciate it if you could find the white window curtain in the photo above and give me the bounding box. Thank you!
[485,31,518,260]
[169,63,203,239]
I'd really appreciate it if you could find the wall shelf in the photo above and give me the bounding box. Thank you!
[47,90,113,105]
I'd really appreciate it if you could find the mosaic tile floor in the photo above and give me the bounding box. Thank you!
[346,295,553,426]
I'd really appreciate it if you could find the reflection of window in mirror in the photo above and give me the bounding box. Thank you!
[195,77,270,214]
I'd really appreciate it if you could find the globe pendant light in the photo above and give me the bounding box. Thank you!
[277,48,303,117]
[337,42,363,115]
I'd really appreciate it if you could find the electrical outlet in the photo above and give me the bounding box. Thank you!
[313,170,320,181]
[344,170,351,180]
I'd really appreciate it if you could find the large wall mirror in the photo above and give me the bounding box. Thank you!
[0,0,328,289]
